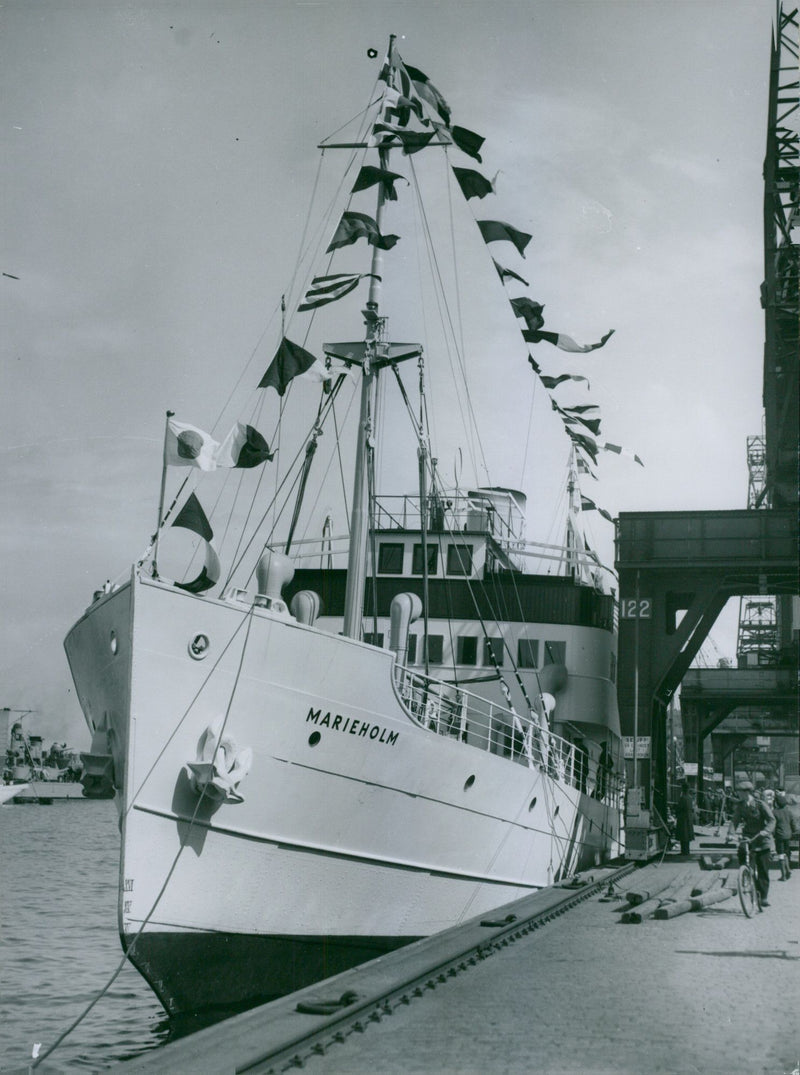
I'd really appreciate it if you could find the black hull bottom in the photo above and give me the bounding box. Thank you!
[123,930,418,1017]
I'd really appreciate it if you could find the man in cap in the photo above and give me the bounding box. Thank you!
[733,780,775,906]
[773,790,798,880]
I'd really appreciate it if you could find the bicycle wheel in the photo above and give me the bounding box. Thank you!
[738,865,757,917]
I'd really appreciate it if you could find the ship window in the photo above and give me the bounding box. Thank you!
[378,543,404,574]
[543,641,566,666]
[446,543,473,576]
[517,638,538,668]
[456,636,478,666]
[423,634,444,664]
[363,632,384,648]
[483,637,504,667]
[412,543,438,575]
[407,634,418,663]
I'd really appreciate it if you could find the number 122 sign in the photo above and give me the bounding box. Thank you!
[620,598,652,619]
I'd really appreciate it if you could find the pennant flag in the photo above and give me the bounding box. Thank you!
[566,428,599,464]
[351,165,406,201]
[580,495,614,523]
[259,337,318,395]
[216,422,273,469]
[165,419,219,471]
[172,490,214,541]
[327,211,400,252]
[371,124,435,154]
[510,296,545,330]
[402,63,451,126]
[527,354,541,375]
[171,492,221,594]
[477,220,532,258]
[552,400,602,437]
[452,166,495,200]
[451,125,484,161]
[540,373,591,390]
[298,273,379,312]
[527,328,614,353]
[602,442,644,467]
[493,260,529,287]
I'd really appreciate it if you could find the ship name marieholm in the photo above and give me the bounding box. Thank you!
[306,707,399,746]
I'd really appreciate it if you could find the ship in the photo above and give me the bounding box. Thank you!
[64,38,628,1017]
[1,710,85,803]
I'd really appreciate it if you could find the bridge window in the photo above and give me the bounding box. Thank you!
[412,543,439,575]
[483,637,504,667]
[543,641,566,666]
[517,638,539,668]
[423,634,444,664]
[446,543,473,576]
[363,632,384,648]
[406,634,418,663]
[457,636,478,665]
[378,543,404,574]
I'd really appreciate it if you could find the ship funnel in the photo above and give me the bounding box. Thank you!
[389,592,423,665]
[290,590,322,626]
[256,550,295,601]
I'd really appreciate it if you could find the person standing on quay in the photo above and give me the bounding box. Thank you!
[734,781,775,907]
[773,790,798,879]
[675,781,695,857]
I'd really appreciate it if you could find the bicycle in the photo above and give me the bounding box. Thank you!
[737,836,762,917]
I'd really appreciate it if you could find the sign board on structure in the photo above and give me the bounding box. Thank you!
[619,598,652,619]
[683,762,698,776]
[623,736,651,759]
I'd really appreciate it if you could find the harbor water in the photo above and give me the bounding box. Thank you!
[0,801,177,1070]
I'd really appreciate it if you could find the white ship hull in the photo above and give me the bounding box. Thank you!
[65,571,621,1014]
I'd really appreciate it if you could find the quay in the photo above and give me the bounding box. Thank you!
[110,832,799,1075]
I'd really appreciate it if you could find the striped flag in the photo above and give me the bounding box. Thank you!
[527,329,614,353]
[298,273,379,312]
[602,442,644,467]
[216,422,273,468]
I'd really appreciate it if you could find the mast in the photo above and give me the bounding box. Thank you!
[325,36,421,639]
[342,36,394,640]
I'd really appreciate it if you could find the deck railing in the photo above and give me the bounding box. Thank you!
[393,663,623,805]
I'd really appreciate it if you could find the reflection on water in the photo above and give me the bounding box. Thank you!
[0,801,209,1070]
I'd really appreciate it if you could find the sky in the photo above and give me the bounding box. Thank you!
[0,0,776,746]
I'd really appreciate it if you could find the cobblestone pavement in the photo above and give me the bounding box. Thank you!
[312,853,800,1075]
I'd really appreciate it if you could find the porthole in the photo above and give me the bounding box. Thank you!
[188,633,210,660]
[109,631,118,655]
[308,732,321,747]
[528,796,537,811]
[464,774,476,790]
